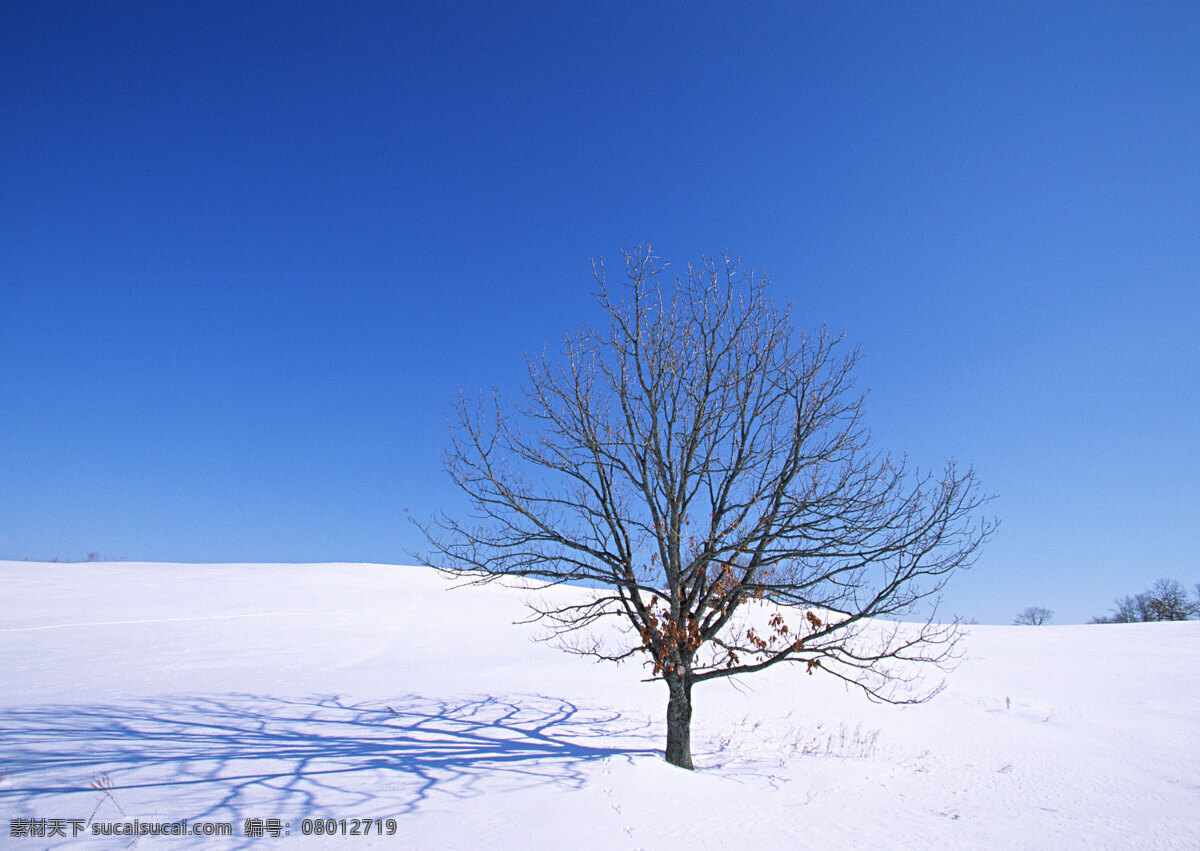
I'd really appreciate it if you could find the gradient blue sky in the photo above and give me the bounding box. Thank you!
[2,1,1197,624]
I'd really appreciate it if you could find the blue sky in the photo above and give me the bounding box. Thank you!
[2,1,1197,624]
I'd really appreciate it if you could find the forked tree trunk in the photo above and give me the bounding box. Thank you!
[664,671,694,770]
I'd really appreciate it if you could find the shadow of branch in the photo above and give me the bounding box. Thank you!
[0,693,658,824]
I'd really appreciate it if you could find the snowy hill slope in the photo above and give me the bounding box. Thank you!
[1,562,1197,848]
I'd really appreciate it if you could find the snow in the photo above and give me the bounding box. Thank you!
[1,561,1197,848]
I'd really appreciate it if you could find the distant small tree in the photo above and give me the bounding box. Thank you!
[1013,606,1052,626]
[418,247,995,770]
[1110,595,1149,624]
[1091,579,1197,623]
[1144,579,1195,621]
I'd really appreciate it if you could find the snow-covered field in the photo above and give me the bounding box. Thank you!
[1,561,1197,849]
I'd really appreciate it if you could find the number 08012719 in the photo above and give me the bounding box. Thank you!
[300,818,398,836]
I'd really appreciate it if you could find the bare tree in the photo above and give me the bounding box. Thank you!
[1113,593,1153,623]
[1091,578,1197,623]
[1013,606,1053,625]
[1145,579,1196,621]
[417,247,994,769]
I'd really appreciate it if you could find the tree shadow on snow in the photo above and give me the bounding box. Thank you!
[0,693,659,826]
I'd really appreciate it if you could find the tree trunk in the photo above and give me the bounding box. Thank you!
[664,671,694,769]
